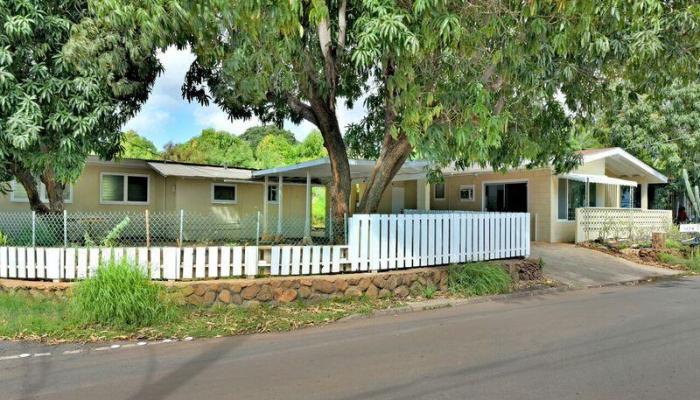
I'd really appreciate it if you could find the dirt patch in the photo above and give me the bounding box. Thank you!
[578,242,686,271]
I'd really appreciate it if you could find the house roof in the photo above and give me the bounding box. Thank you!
[147,162,254,180]
[253,158,430,182]
[579,147,667,184]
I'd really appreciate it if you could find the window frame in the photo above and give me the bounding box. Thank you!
[459,185,475,202]
[557,178,587,222]
[434,182,446,200]
[99,172,150,205]
[211,183,238,204]
[267,184,279,203]
[10,180,73,204]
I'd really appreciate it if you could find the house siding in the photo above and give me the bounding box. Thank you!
[431,168,553,242]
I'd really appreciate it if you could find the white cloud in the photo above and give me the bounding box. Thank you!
[124,46,368,144]
[194,106,262,134]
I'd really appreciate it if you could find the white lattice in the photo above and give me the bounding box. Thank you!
[575,207,672,243]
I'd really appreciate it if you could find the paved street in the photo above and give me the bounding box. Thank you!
[3,277,700,400]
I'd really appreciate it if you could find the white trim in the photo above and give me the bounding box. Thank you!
[10,180,73,204]
[211,183,238,204]
[99,172,150,205]
[458,185,475,202]
[480,179,529,212]
[582,148,668,183]
[559,173,637,187]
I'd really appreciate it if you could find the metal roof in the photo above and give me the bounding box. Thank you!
[252,158,429,182]
[148,162,253,180]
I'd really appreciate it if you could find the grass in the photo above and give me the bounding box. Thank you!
[0,292,399,342]
[421,284,437,299]
[657,252,700,272]
[447,262,512,297]
[71,259,177,328]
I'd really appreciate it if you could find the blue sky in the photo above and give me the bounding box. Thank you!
[123,47,366,149]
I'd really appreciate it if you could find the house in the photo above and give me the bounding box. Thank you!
[0,147,671,244]
[427,147,669,242]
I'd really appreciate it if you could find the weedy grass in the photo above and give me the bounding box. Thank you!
[70,259,178,329]
[447,262,512,297]
[658,252,700,272]
[0,291,399,342]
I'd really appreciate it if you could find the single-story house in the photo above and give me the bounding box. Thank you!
[0,147,670,243]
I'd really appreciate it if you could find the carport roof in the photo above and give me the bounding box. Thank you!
[253,158,429,182]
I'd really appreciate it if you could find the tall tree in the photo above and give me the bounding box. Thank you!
[86,0,700,224]
[255,134,298,169]
[593,82,700,205]
[240,125,297,149]
[120,130,160,160]
[163,128,256,168]
[0,0,158,212]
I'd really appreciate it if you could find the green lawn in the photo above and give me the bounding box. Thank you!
[0,292,399,342]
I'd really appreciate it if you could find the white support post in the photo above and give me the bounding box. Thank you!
[263,176,269,236]
[585,178,590,207]
[304,171,311,242]
[277,175,284,236]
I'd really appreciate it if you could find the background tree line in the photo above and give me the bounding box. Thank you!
[120,126,327,169]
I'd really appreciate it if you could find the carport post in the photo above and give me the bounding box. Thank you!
[263,176,269,236]
[277,175,283,236]
[304,171,311,241]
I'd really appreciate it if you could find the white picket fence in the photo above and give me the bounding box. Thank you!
[0,212,530,281]
[347,212,530,272]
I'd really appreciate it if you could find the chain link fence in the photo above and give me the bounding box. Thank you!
[0,210,347,247]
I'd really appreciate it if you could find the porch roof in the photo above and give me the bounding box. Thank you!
[252,158,429,182]
[559,173,638,187]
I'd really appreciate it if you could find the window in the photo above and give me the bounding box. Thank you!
[211,184,237,204]
[11,180,73,203]
[434,183,445,200]
[100,173,149,204]
[557,179,586,221]
[485,182,527,212]
[620,185,641,208]
[459,185,475,202]
[267,184,278,203]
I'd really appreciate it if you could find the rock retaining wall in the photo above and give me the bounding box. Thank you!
[168,267,450,307]
[0,259,543,306]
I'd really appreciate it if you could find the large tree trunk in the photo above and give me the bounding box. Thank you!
[309,99,352,242]
[41,170,65,213]
[357,133,413,213]
[12,166,49,214]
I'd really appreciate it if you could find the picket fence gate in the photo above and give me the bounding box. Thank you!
[0,212,530,281]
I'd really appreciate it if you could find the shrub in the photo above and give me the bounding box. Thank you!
[421,284,437,299]
[447,263,512,297]
[71,259,176,328]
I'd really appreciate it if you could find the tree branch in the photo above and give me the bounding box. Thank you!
[338,0,347,50]
[286,95,319,126]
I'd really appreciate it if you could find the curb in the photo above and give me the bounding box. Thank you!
[340,272,692,323]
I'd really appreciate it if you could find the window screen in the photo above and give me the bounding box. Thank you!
[127,176,148,202]
[213,185,236,202]
[434,183,445,199]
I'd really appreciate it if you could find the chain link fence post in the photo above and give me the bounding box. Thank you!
[31,210,36,247]
[145,209,150,248]
[63,209,68,247]
[256,211,261,246]
[178,209,184,247]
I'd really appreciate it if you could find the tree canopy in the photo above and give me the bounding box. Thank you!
[163,128,257,168]
[239,125,297,150]
[0,0,158,212]
[80,0,700,221]
[120,131,159,160]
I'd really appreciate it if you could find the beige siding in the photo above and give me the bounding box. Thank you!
[352,181,418,214]
[432,169,553,242]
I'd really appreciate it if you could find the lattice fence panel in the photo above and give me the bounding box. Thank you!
[575,207,672,243]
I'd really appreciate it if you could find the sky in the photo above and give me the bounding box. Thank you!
[123,47,366,149]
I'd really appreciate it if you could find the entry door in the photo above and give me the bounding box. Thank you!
[484,183,527,212]
[391,187,405,213]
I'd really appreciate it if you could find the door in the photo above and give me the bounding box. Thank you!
[391,187,405,213]
[484,182,527,212]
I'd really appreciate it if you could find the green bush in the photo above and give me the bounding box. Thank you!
[658,252,700,272]
[71,259,176,328]
[447,263,512,297]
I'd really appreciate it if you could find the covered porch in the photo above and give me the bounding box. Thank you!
[252,158,429,243]
[556,148,671,243]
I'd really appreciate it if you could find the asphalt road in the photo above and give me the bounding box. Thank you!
[3,277,700,400]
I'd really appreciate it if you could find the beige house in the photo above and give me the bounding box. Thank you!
[428,148,669,242]
[0,147,669,244]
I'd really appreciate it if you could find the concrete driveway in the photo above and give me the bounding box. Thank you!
[531,242,682,287]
